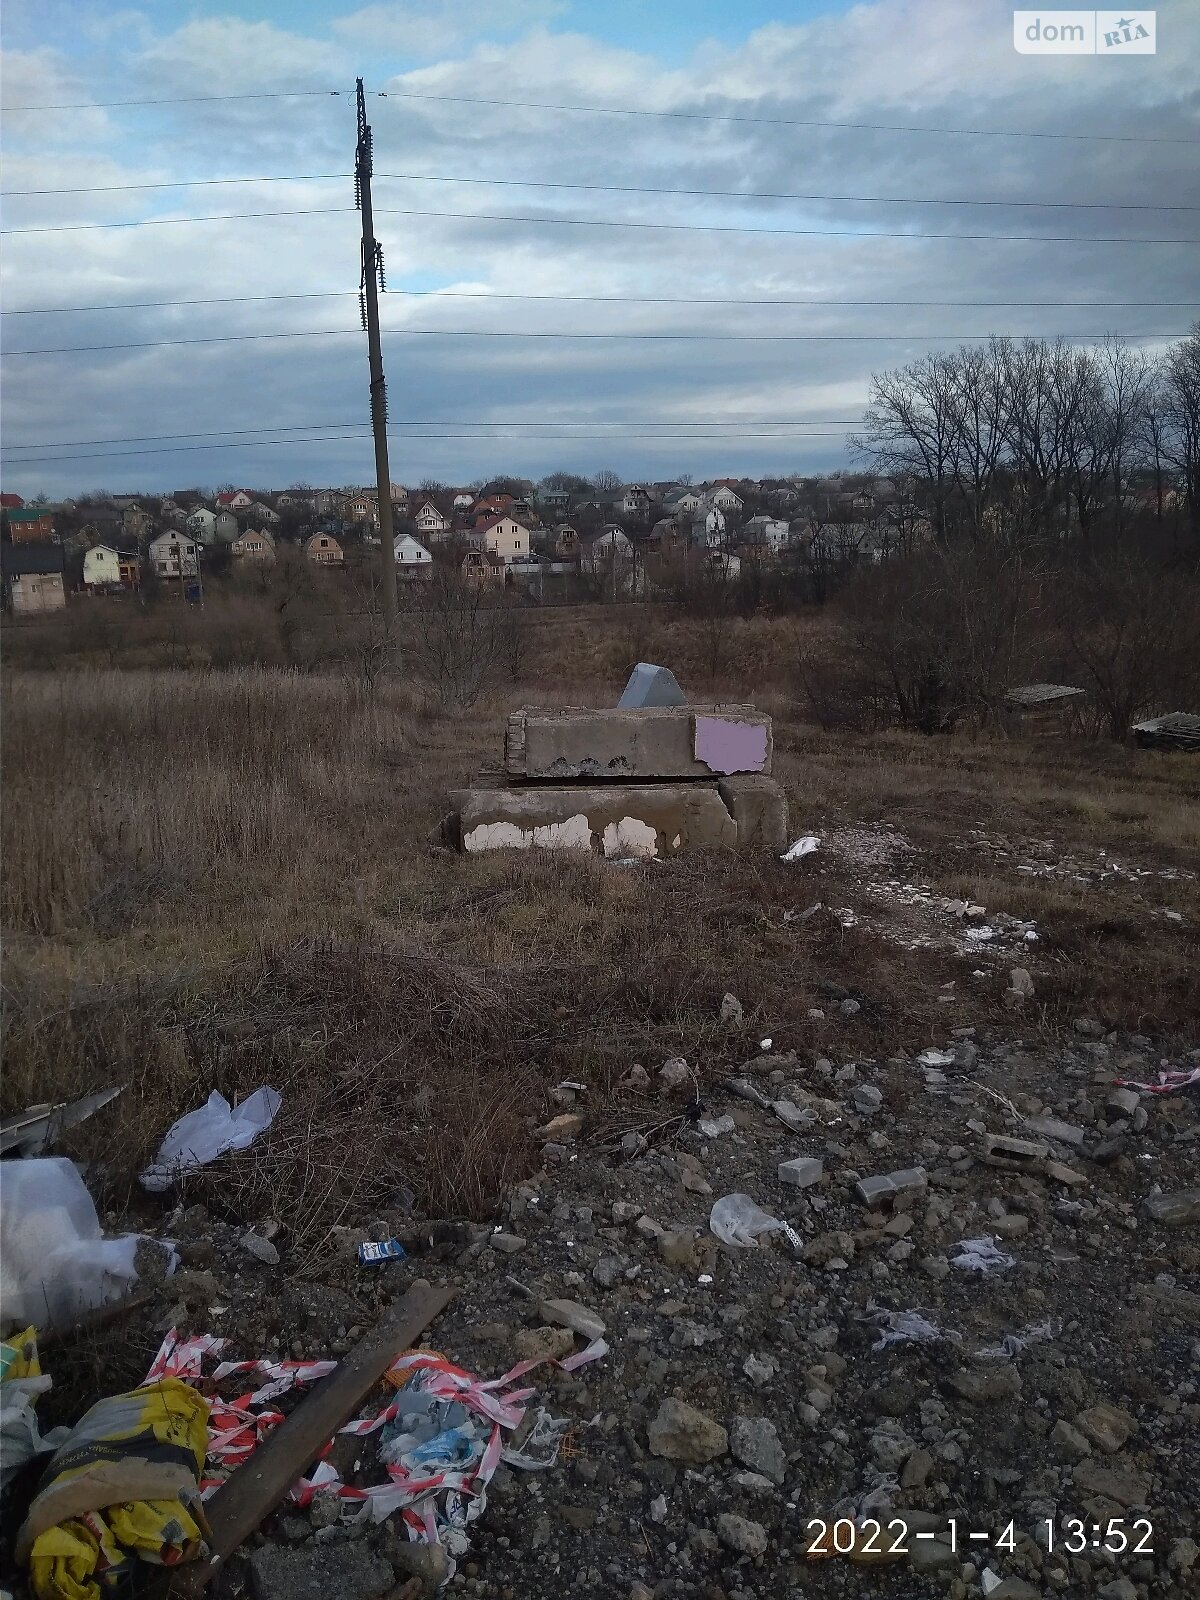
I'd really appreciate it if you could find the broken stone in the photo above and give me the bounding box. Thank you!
[1143,1189,1200,1225]
[388,1540,451,1596]
[488,1232,527,1255]
[778,1156,824,1189]
[512,1326,577,1363]
[855,1167,928,1209]
[947,1365,1022,1404]
[1025,1115,1086,1147]
[720,992,744,1026]
[1051,1419,1092,1464]
[537,1112,584,1142]
[659,1057,691,1092]
[1045,1160,1088,1188]
[729,1416,786,1484]
[539,1298,606,1341]
[249,1544,393,1600]
[1076,1402,1137,1454]
[716,775,789,852]
[647,1397,728,1464]
[1106,1087,1141,1118]
[983,1133,1049,1172]
[1009,967,1035,998]
[1072,1459,1150,1507]
[715,1512,768,1558]
[240,1230,280,1267]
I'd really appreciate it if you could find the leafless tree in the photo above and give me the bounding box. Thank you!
[404,571,511,707]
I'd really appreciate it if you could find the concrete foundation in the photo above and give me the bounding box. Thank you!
[505,706,772,781]
[450,784,738,857]
[717,775,789,852]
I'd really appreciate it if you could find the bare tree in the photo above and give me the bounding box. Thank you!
[404,571,511,707]
[591,468,621,493]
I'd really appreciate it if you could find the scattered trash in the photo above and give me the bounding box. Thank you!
[0,1086,124,1158]
[141,1087,282,1191]
[781,835,820,862]
[917,1049,955,1068]
[0,1158,176,1331]
[783,901,823,924]
[1114,1065,1200,1094]
[759,1037,773,1051]
[16,1377,211,1598]
[709,1194,784,1249]
[951,1236,1016,1273]
[866,1306,960,1352]
[358,1239,408,1266]
[0,1327,67,1491]
[976,1319,1057,1360]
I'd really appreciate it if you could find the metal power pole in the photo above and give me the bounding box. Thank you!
[355,78,397,628]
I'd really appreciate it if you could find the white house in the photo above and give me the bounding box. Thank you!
[582,526,634,570]
[216,490,253,512]
[83,545,139,590]
[186,507,217,536]
[742,514,790,554]
[150,531,200,578]
[393,532,433,575]
[663,487,702,514]
[692,503,726,548]
[414,501,450,539]
[474,515,528,564]
[619,485,653,516]
[452,492,475,511]
[710,485,744,512]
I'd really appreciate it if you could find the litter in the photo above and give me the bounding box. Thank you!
[358,1239,407,1266]
[140,1087,282,1191]
[144,1311,605,1580]
[976,1320,1057,1361]
[1114,1065,1200,1094]
[0,1087,124,1158]
[781,835,820,862]
[0,1158,176,1331]
[951,1236,1016,1273]
[866,1307,960,1352]
[709,1194,784,1249]
[1,1327,67,1491]
[917,1049,955,1068]
[16,1377,210,1600]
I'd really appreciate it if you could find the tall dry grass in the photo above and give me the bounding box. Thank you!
[1,670,414,933]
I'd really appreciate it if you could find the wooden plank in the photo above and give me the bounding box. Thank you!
[179,1281,456,1590]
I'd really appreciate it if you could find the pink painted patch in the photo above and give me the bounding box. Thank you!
[693,715,769,774]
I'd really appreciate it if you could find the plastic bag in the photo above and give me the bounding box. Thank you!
[1,1327,66,1491]
[140,1087,282,1191]
[781,836,820,862]
[0,1159,170,1331]
[951,1236,1015,1273]
[709,1193,784,1249]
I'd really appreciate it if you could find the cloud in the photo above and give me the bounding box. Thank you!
[333,1,567,60]
[2,0,1197,497]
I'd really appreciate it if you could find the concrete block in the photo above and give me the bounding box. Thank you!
[452,783,738,857]
[717,775,788,851]
[982,1133,1050,1172]
[855,1167,928,1209]
[779,1157,823,1189]
[504,706,772,781]
[618,662,686,708]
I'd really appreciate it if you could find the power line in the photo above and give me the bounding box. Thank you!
[3,202,1191,243]
[7,288,1196,316]
[4,417,868,449]
[4,82,1194,145]
[2,428,859,465]
[5,326,1185,357]
[9,167,1194,212]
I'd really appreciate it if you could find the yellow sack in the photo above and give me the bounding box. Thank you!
[1,1325,42,1380]
[17,1378,210,1600]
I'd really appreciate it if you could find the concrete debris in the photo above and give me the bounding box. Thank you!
[982,1133,1050,1172]
[647,1398,728,1464]
[616,662,687,710]
[855,1167,928,1209]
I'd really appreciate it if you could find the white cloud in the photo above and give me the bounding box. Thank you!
[333,1,567,59]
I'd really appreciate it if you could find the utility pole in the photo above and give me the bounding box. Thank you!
[355,78,397,629]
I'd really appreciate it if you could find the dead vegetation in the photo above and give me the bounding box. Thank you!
[2,656,1198,1250]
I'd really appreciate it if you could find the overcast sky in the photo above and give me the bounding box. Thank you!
[2,0,1197,498]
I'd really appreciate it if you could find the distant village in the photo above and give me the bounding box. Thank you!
[0,472,925,615]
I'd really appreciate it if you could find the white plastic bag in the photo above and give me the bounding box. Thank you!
[951,1235,1015,1273]
[0,1158,171,1330]
[781,836,820,862]
[709,1193,784,1249]
[140,1087,282,1192]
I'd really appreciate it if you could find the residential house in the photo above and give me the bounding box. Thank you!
[619,485,653,517]
[414,500,451,540]
[276,492,308,509]
[742,514,790,554]
[186,507,217,537]
[582,526,634,571]
[248,501,280,525]
[691,503,726,548]
[704,550,741,579]
[213,510,240,543]
[305,532,344,566]
[216,490,253,512]
[473,515,528,564]
[0,493,25,510]
[231,529,276,564]
[709,484,744,512]
[2,543,66,613]
[452,491,475,511]
[461,550,506,586]
[551,524,580,560]
[393,532,433,576]
[112,498,153,540]
[159,498,185,523]
[647,518,685,556]
[346,494,377,525]
[3,507,57,543]
[662,487,703,515]
[313,490,346,517]
[150,530,201,579]
[537,487,571,514]
[472,493,513,521]
[83,545,140,591]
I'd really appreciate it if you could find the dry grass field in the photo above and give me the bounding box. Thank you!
[3,630,1197,1257]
